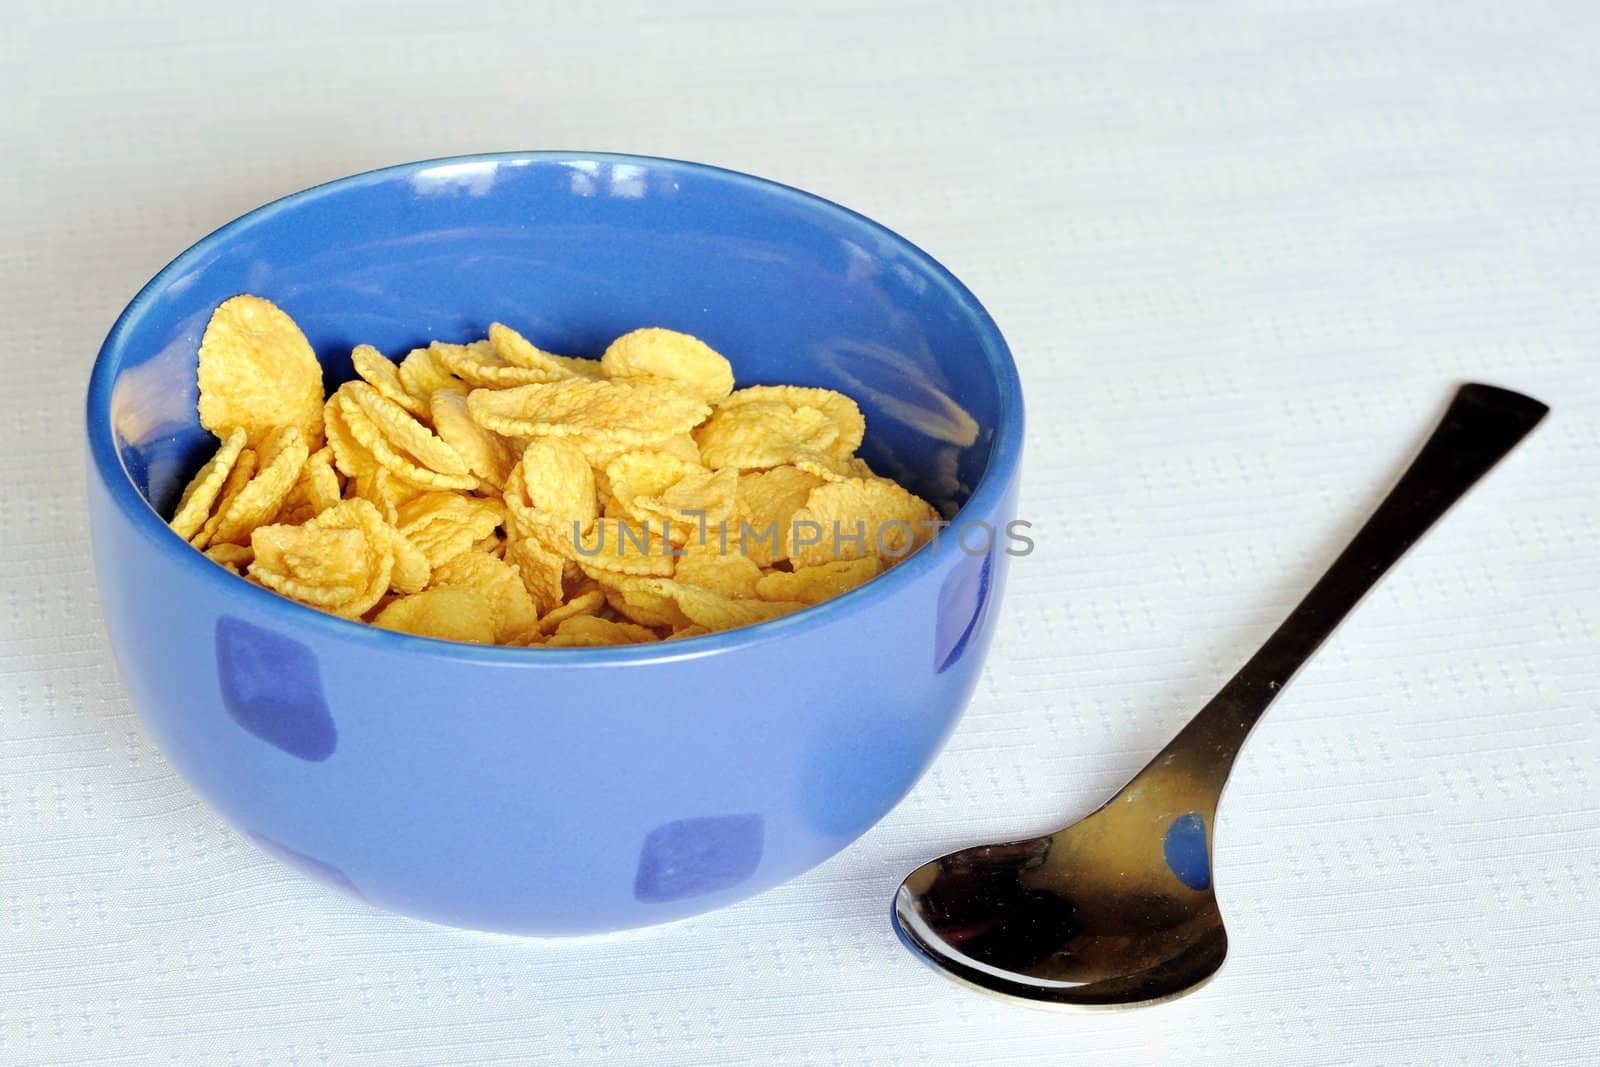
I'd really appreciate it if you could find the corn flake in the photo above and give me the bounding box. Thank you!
[575,518,678,578]
[601,327,734,403]
[273,445,343,526]
[789,476,939,567]
[756,555,883,605]
[432,339,560,388]
[666,624,715,641]
[544,615,659,647]
[596,576,693,629]
[627,579,806,632]
[197,295,324,449]
[631,467,738,531]
[431,390,516,487]
[212,426,311,546]
[674,539,763,599]
[275,498,398,617]
[430,549,539,642]
[397,346,463,405]
[342,381,471,476]
[536,588,607,634]
[503,438,597,538]
[793,450,876,483]
[603,451,700,520]
[373,587,496,644]
[721,385,864,457]
[352,344,430,419]
[735,466,824,566]
[504,526,568,614]
[191,448,258,550]
[694,399,839,470]
[348,466,429,525]
[251,522,367,593]
[396,492,505,570]
[467,378,709,445]
[169,427,248,541]
[203,542,255,573]
[489,323,607,380]
[335,391,476,491]
[386,526,432,595]
[323,391,376,480]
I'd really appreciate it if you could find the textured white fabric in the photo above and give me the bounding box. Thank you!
[3,2,1598,1063]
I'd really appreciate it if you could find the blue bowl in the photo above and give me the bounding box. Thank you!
[86,152,1024,934]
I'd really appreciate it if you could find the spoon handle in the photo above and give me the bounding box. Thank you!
[1170,383,1548,778]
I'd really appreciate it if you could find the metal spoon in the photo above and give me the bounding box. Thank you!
[893,383,1548,1009]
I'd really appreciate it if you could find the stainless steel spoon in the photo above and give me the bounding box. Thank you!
[893,383,1548,1009]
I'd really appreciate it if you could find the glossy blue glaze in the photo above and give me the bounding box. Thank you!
[85,153,1024,934]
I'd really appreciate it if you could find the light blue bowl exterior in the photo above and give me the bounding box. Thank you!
[86,153,1024,934]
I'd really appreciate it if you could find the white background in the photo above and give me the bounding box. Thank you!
[4,2,1598,1063]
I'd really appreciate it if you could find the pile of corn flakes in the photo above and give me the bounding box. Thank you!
[167,295,939,646]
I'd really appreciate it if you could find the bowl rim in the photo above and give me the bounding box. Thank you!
[86,150,1025,666]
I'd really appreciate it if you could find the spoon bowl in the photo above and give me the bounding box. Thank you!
[895,747,1230,1007]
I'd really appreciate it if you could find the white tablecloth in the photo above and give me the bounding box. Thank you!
[4,2,1597,1063]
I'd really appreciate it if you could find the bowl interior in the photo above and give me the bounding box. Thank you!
[96,154,1017,546]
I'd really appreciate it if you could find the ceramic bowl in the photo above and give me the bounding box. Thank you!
[86,153,1023,933]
